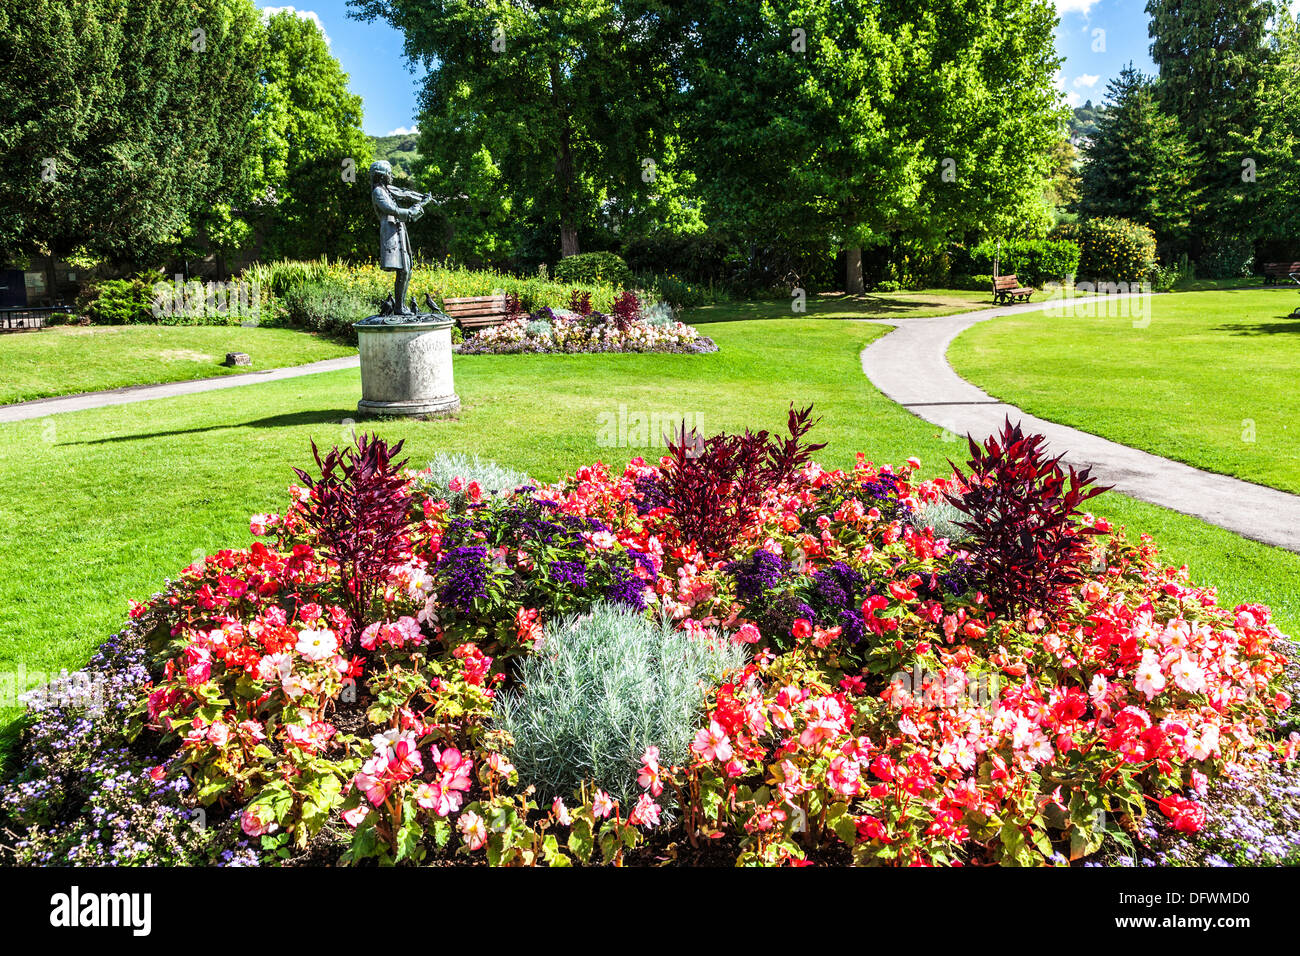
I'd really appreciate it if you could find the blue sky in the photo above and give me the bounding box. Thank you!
[258,1,1293,135]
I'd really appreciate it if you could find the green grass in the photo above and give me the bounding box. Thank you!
[3,314,1299,768]
[0,325,357,404]
[950,289,1300,494]
[686,288,992,323]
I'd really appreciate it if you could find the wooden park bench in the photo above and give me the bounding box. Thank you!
[992,274,1034,306]
[0,305,70,332]
[1262,262,1300,285]
[441,294,514,332]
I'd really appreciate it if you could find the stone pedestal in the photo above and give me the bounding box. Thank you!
[354,315,460,419]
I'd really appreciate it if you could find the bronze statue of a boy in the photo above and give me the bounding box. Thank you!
[370,160,432,315]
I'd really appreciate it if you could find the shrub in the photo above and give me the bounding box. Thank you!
[1076,218,1157,285]
[495,603,747,804]
[621,233,731,285]
[643,271,714,309]
[552,252,633,290]
[1198,236,1255,280]
[74,277,155,324]
[947,418,1110,614]
[969,239,1080,287]
[292,434,414,630]
[662,404,825,555]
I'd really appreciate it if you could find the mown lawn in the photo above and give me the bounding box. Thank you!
[688,288,991,324]
[3,315,1299,766]
[950,289,1300,494]
[0,325,357,404]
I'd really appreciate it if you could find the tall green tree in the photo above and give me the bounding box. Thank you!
[1236,9,1300,249]
[242,11,375,261]
[1079,66,1200,245]
[0,0,263,278]
[670,0,1064,292]
[350,0,679,261]
[1146,0,1280,239]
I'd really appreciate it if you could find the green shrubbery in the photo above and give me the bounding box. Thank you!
[552,251,634,290]
[495,603,747,804]
[74,277,157,325]
[1197,235,1255,280]
[1076,218,1158,285]
[969,239,1080,287]
[76,259,624,340]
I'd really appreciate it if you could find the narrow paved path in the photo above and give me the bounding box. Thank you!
[859,297,1300,554]
[0,355,360,424]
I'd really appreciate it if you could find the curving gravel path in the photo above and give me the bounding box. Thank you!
[858,297,1300,554]
[0,355,360,424]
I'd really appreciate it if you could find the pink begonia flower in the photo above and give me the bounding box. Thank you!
[295,628,338,662]
[692,721,733,762]
[592,790,615,819]
[1135,654,1166,699]
[185,661,211,688]
[342,806,369,828]
[241,804,278,836]
[734,623,761,644]
[459,811,487,850]
[628,794,661,828]
[637,754,664,796]
[552,798,572,826]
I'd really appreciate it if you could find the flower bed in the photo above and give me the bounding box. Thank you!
[455,291,717,355]
[2,416,1295,867]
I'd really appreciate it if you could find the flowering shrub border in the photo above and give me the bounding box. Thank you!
[456,295,716,355]
[2,423,1296,868]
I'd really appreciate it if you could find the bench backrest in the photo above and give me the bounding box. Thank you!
[992,275,1022,291]
[442,294,513,330]
[1263,262,1300,275]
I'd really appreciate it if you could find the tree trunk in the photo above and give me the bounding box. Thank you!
[845,245,864,294]
[551,63,580,258]
[560,224,580,258]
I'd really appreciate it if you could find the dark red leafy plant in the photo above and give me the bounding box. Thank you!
[292,434,414,637]
[663,404,825,555]
[609,290,640,332]
[946,418,1110,615]
[568,289,593,315]
[505,293,525,318]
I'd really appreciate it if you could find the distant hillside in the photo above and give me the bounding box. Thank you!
[370,133,422,181]
[1069,101,1101,143]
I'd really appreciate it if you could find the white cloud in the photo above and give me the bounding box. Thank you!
[1065,90,1083,107]
[386,126,419,137]
[262,6,330,46]
[1073,73,1100,88]
[1055,0,1099,13]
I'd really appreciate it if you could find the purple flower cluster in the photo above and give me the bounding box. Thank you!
[605,564,649,611]
[550,560,588,589]
[725,549,787,603]
[1095,637,1300,867]
[0,624,259,867]
[438,545,491,612]
[810,561,868,646]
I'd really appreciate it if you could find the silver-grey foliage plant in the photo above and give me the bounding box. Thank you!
[909,499,973,545]
[495,603,747,805]
[420,453,531,509]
